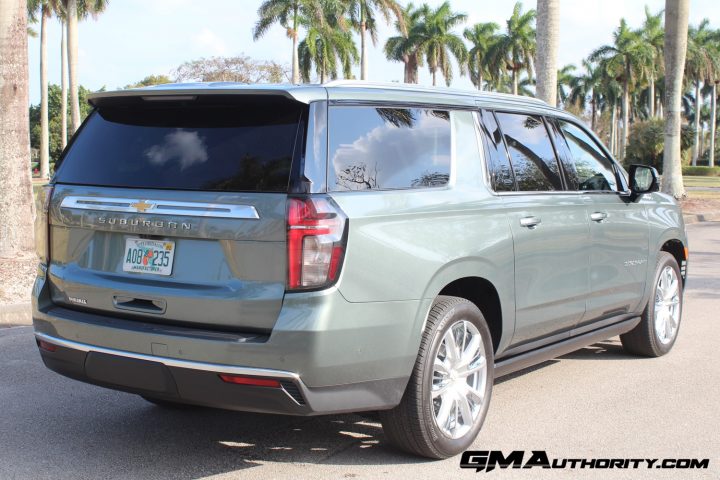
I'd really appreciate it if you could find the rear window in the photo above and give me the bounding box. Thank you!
[54,98,303,192]
[328,106,451,191]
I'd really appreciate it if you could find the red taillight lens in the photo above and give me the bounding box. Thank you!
[34,185,54,264]
[287,196,347,290]
[218,374,281,388]
[37,339,57,352]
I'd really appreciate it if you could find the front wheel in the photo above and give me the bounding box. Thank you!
[380,296,494,459]
[621,252,683,357]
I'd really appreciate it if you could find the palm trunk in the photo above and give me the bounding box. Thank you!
[662,0,689,199]
[291,8,299,84]
[535,0,559,105]
[360,7,368,81]
[692,80,702,166]
[657,98,663,118]
[432,68,437,86]
[512,69,518,96]
[649,74,655,118]
[621,74,630,160]
[590,96,597,132]
[610,102,617,156]
[67,0,81,133]
[39,5,50,179]
[711,83,717,167]
[0,0,36,258]
[477,53,484,91]
[60,19,68,148]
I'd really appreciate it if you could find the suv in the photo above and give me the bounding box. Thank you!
[33,81,688,459]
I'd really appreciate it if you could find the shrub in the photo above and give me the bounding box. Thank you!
[682,166,720,176]
[624,119,694,173]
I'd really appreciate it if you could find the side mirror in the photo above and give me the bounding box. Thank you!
[628,164,659,197]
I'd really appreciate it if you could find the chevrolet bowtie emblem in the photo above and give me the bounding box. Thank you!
[129,200,154,213]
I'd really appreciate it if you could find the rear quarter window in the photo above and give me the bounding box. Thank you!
[328,106,451,191]
[54,98,303,192]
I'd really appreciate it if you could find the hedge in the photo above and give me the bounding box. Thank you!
[682,166,720,177]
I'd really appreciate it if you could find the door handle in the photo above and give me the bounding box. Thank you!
[519,216,542,228]
[590,211,608,222]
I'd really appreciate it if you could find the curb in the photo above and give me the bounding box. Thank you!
[0,302,32,327]
[683,213,720,224]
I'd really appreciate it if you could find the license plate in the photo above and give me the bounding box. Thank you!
[122,238,175,276]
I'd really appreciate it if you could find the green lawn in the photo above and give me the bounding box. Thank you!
[683,176,720,188]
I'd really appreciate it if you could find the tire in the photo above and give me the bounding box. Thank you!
[621,252,683,357]
[379,296,494,459]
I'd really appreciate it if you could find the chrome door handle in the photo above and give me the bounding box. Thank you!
[519,216,542,228]
[590,212,608,222]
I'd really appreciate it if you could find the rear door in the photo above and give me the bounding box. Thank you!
[47,95,305,332]
[550,119,649,325]
[482,111,590,348]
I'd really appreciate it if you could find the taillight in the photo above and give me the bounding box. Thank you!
[34,185,54,265]
[287,196,347,290]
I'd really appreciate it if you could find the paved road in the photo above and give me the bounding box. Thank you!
[1,223,719,480]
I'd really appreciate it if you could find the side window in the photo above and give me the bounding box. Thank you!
[478,110,515,191]
[495,112,563,191]
[556,120,618,191]
[328,106,451,191]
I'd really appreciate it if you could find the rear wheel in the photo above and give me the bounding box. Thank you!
[621,252,683,357]
[380,296,494,459]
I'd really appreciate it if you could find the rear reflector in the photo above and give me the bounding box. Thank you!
[37,339,57,352]
[218,374,281,388]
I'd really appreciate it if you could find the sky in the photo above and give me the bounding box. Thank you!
[26,0,720,105]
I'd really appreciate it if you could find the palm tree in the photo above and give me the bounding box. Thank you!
[253,0,323,84]
[569,60,601,131]
[464,22,499,90]
[662,0,689,199]
[0,0,35,258]
[535,0,559,105]
[299,8,358,83]
[345,0,405,80]
[486,1,536,95]
[590,19,652,160]
[555,64,575,107]
[64,0,108,134]
[415,2,467,87]
[686,20,719,166]
[639,6,664,119]
[384,3,424,83]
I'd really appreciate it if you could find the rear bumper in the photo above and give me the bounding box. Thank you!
[32,272,428,415]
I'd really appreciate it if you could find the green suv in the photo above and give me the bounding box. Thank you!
[32,81,688,459]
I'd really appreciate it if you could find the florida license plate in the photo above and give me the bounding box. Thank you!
[122,238,175,276]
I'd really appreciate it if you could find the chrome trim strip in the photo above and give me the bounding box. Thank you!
[60,196,260,219]
[35,332,299,380]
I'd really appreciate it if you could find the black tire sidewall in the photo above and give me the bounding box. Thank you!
[420,301,494,457]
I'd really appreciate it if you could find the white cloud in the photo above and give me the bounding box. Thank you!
[145,129,208,170]
[192,28,229,56]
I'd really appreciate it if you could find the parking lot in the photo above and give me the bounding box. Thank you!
[1,222,718,480]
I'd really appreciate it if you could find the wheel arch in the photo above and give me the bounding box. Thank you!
[418,258,515,355]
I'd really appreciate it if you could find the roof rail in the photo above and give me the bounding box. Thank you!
[322,79,548,105]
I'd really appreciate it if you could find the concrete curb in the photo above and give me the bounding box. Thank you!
[683,212,720,224]
[0,303,32,327]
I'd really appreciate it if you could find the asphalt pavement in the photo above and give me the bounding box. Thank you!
[1,223,718,480]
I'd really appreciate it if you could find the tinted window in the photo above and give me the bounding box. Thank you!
[495,112,563,191]
[478,110,515,191]
[328,107,451,191]
[54,99,302,192]
[556,121,618,191]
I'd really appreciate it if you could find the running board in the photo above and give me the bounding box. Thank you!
[494,317,641,378]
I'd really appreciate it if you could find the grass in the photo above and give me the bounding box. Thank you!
[683,176,720,188]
